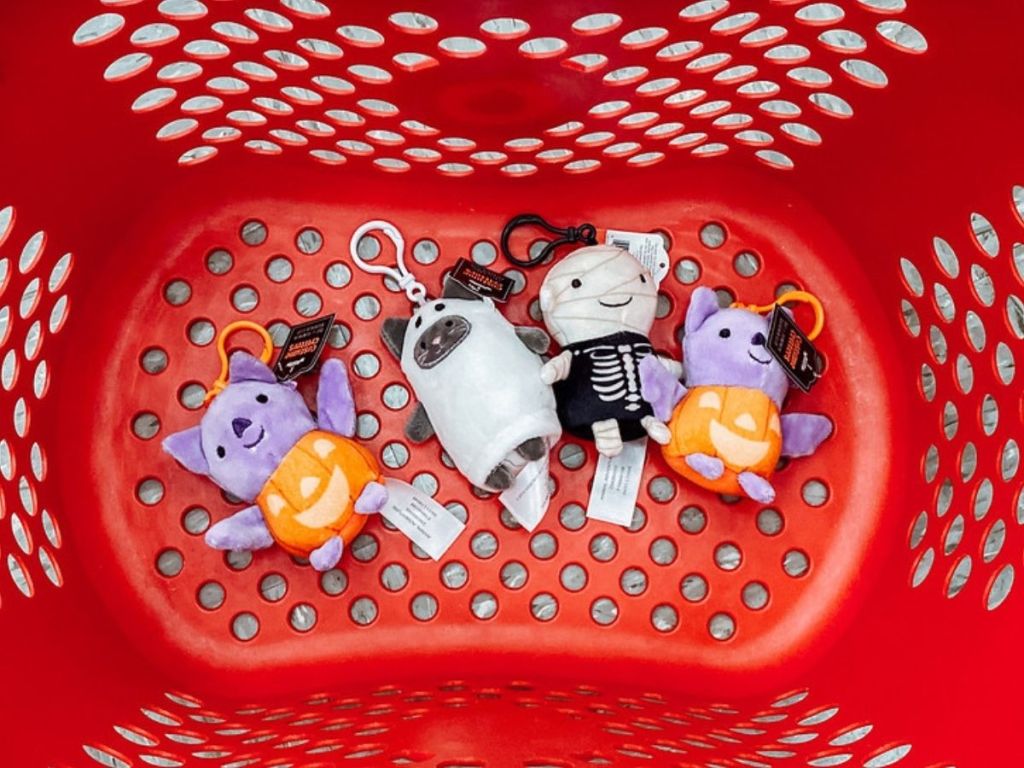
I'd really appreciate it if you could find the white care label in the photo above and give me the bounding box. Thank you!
[586,438,647,526]
[605,229,670,286]
[499,455,552,532]
[380,478,465,560]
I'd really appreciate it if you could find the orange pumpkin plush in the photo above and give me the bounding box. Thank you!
[639,287,832,503]
[163,353,388,571]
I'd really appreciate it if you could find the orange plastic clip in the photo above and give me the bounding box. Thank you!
[731,290,825,341]
[203,320,274,405]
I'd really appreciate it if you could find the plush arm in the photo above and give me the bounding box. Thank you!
[657,355,684,380]
[780,413,834,457]
[515,325,551,355]
[404,402,435,443]
[639,354,686,422]
[205,505,274,551]
[540,350,573,385]
[317,358,357,438]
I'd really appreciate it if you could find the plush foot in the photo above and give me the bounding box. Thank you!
[685,452,725,480]
[641,416,671,446]
[516,437,547,461]
[205,505,274,551]
[593,418,624,457]
[485,464,514,491]
[354,480,388,514]
[738,471,776,503]
[310,536,344,572]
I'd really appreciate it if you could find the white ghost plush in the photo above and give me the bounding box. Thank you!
[381,281,562,492]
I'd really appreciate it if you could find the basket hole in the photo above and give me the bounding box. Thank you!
[137,478,165,506]
[649,537,677,565]
[559,503,586,531]
[651,604,679,632]
[320,568,348,596]
[530,592,558,621]
[681,573,709,602]
[590,596,618,625]
[620,567,647,596]
[232,612,260,641]
[349,596,378,625]
[231,286,259,312]
[679,505,707,534]
[783,549,810,577]
[410,593,437,621]
[987,564,1015,610]
[471,591,497,619]
[156,548,184,577]
[290,602,318,631]
[265,256,292,283]
[708,612,735,641]
[441,561,468,590]
[742,581,770,610]
[470,531,498,559]
[714,542,742,570]
[757,507,784,536]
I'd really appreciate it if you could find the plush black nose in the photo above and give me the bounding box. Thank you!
[751,332,767,347]
[232,417,252,438]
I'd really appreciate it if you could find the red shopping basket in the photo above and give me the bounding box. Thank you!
[0,1,1020,765]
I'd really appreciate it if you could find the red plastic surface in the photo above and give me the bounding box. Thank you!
[0,1,1021,766]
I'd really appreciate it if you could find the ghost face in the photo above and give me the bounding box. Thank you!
[539,245,658,346]
[407,299,472,369]
[681,286,790,407]
[163,353,316,502]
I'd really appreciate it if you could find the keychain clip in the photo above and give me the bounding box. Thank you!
[732,290,825,341]
[205,320,274,404]
[350,220,428,306]
[500,213,598,267]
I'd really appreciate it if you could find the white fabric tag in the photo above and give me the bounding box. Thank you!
[380,478,465,560]
[499,455,551,532]
[605,229,670,286]
[586,438,648,526]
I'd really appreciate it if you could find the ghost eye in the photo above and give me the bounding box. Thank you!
[719,328,731,338]
[216,446,226,459]
[639,274,647,284]
[255,393,269,404]
[414,316,422,329]
[571,278,582,289]
[434,302,445,311]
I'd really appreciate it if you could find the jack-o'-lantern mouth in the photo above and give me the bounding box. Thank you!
[598,296,633,308]
[242,427,266,450]
[748,352,772,365]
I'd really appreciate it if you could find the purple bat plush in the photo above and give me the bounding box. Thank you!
[639,286,833,503]
[162,352,388,571]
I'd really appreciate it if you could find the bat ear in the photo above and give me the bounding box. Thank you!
[380,317,409,360]
[228,351,276,383]
[162,426,210,476]
[685,287,721,335]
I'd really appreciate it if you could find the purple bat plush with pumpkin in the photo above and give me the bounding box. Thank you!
[163,353,388,571]
[639,286,833,503]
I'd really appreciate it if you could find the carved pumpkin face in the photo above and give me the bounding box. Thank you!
[256,430,381,558]
[664,385,782,496]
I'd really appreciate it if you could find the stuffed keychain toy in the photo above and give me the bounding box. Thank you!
[502,215,679,458]
[639,286,833,503]
[351,220,562,493]
[163,322,388,571]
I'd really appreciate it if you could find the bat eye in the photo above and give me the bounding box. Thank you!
[571,278,582,289]
[434,302,445,311]
[255,393,269,404]
[216,446,226,459]
[751,332,766,346]
[719,328,731,339]
[639,274,647,284]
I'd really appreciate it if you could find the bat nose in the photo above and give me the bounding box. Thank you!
[232,417,252,438]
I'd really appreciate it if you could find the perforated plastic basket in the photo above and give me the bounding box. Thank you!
[1,1,1021,766]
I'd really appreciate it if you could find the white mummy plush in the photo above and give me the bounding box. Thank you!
[538,244,678,457]
[381,280,562,492]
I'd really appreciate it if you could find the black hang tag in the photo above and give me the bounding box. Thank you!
[273,314,335,382]
[767,309,824,393]
[450,258,515,302]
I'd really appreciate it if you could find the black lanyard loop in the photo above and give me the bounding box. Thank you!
[500,213,598,267]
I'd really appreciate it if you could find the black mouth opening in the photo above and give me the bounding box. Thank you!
[598,296,633,308]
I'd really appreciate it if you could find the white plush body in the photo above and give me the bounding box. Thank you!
[400,298,561,489]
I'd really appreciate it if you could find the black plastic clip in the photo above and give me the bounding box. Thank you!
[500,213,598,268]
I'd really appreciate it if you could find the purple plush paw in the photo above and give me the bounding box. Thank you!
[310,536,344,571]
[354,480,388,514]
[685,452,725,480]
[205,505,274,551]
[738,471,776,503]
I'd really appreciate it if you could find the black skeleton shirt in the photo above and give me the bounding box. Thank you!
[554,331,655,441]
